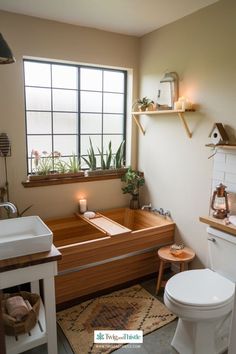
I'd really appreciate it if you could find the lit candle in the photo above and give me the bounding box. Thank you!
[79,199,87,213]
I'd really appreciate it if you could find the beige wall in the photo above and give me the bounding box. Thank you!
[0,11,140,218]
[138,0,236,267]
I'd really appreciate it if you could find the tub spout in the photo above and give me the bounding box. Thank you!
[141,203,152,211]
[0,202,17,214]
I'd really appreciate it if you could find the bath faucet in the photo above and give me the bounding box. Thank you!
[141,203,152,211]
[0,202,17,214]
[152,207,164,215]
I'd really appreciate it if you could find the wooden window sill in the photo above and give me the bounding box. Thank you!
[22,171,126,188]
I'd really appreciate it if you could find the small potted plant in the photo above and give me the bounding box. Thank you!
[121,167,145,209]
[133,97,155,112]
[82,138,98,176]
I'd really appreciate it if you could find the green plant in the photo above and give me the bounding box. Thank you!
[37,152,53,175]
[82,137,97,170]
[121,167,145,195]
[98,141,112,170]
[134,96,154,110]
[55,159,68,174]
[114,140,125,168]
[66,154,81,173]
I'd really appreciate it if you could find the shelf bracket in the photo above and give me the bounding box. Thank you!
[178,112,192,138]
[132,110,193,138]
[132,114,145,135]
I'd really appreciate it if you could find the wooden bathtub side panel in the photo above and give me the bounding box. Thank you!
[55,251,159,304]
[57,227,174,272]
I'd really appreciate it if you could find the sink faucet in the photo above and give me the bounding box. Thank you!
[141,203,152,211]
[0,202,17,214]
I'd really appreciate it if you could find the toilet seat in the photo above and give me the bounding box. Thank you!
[165,268,235,308]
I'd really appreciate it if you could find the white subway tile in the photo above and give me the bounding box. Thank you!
[224,182,236,193]
[226,153,236,165]
[213,170,225,181]
[213,161,226,172]
[225,173,236,184]
[214,152,226,163]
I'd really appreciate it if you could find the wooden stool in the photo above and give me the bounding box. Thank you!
[156,245,195,294]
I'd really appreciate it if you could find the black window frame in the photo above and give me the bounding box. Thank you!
[23,58,127,174]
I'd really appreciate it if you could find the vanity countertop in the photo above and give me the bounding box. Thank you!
[0,244,62,273]
[200,216,236,236]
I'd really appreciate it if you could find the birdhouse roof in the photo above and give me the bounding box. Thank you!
[208,123,229,141]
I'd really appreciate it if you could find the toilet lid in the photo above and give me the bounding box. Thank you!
[165,269,235,307]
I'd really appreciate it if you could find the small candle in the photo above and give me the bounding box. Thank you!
[79,199,87,213]
[174,101,182,110]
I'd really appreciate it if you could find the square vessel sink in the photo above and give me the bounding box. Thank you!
[0,216,53,260]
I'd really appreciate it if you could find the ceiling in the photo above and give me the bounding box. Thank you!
[0,0,219,37]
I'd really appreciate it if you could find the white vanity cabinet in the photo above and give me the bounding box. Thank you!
[0,245,61,354]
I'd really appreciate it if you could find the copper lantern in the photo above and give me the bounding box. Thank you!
[211,183,229,219]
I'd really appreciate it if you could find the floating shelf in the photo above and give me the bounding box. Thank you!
[132,109,195,138]
[205,144,236,149]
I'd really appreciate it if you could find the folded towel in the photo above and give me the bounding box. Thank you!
[6,296,29,322]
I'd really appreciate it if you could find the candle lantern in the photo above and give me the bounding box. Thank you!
[211,183,229,219]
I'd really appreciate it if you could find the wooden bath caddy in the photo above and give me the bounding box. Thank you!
[76,212,132,236]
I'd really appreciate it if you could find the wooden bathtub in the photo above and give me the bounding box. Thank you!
[45,208,175,305]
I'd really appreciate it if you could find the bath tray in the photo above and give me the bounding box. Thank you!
[76,212,131,236]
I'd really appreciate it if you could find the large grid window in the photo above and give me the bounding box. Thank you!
[24,59,127,173]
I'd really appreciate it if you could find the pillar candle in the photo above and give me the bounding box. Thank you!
[79,199,87,213]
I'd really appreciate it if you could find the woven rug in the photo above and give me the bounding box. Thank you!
[57,284,176,354]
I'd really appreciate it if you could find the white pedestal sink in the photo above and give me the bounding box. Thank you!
[0,216,53,260]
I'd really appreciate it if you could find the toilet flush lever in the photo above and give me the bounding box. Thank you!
[208,237,216,243]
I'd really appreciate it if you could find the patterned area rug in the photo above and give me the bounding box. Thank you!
[57,285,176,354]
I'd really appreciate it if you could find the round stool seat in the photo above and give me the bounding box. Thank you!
[166,269,234,307]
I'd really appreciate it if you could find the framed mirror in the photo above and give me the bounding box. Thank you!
[157,72,179,110]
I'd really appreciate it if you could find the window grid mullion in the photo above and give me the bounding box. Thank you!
[24,59,127,174]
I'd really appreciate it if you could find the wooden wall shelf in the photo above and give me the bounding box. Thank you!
[132,109,195,138]
[205,144,236,149]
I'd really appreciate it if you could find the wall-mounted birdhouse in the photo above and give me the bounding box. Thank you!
[208,123,229,145]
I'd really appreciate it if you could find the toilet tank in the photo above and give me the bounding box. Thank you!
[207,226,236,282]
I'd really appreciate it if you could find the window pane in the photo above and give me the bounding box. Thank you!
[80,68,102,91]
[80,135,101,155]
[25,87,51,111]
[27,135,52,157]
[80,91,102,112]
[103,93,124,113]
[104,71,124,93]
[103,114,123,134]
[80,113,102,134]
[53,113,77,134]
[52,65,77,89]
[26,112,51,134]
[53,89,77,112]
[54,135,77,156]
[24,61,51,87]
[103,135,123,152]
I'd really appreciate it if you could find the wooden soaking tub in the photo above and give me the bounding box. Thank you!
[45,208,175,305]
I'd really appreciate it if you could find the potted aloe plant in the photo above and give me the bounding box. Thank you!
[121,167,145,209]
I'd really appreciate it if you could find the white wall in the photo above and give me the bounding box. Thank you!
[0,10,139,219]
[138,0,236,268]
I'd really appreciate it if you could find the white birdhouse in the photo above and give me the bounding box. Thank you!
[208,123,229,145]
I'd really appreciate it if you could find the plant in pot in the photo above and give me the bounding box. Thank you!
[113,140,126,170]
[121,167,145,209]
[134,97,155,112]
[82,138,97,176]
[98,141,112,172]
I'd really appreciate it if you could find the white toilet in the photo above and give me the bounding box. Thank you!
[164,226,236,354]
